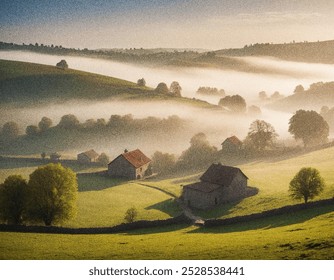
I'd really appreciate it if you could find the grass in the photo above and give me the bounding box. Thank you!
[65,182,181,228]
[1,208,333,259]
[0,147,333,259]
[0,59,216,109]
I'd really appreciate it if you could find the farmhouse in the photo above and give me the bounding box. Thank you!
[108,149,151,180]
[221,136,243,153]
[77,149,99,163]
[182,163,248,209]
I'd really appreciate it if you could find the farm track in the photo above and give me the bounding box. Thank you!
[136,183,205,225]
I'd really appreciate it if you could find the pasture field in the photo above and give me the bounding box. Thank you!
[1,207,333,259]
[0,147,333,259]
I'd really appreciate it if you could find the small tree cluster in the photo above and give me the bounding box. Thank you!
[155,81,182,97]
[196,87,225,96]
[219,95,246,113]
[0,163,78,226]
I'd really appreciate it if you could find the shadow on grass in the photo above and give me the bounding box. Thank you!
[0,156,44,169]
[193,199,244,220]
[77,173,127,191]
[124,223,191,236]
[189,204,334,234]
[145,198,182,217]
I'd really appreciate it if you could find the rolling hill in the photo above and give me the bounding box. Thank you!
[0,59,215,108]
[216,40,334,64]
[269,81,334,112]
[0,59,153,105]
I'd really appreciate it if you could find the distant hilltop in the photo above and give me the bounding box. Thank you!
[1,39,334,69]
[215,40,334,64]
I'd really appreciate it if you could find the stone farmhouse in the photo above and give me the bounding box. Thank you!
[182,163,248,209]
[108,149,151,180]
[77,149,99,163]
[221,136,243,153]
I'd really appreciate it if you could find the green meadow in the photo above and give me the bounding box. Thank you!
[0,147,333,259]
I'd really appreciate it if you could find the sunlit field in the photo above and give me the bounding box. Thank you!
[0,146,333,259]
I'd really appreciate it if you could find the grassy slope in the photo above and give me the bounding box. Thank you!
[0,147,333,259]
[0,59,215,108]
[1,209,333,259]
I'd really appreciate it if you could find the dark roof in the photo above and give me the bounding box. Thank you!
[222,136,242,146]
[183,182,221,193]
[78,149,99,159]
[200,163,248,186]
[109,149,151,168]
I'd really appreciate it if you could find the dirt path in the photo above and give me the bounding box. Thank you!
[137,183,205,225]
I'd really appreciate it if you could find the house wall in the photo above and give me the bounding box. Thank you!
[220,171,247,202]
[135,162,151,179]
[222,141,240,153]
[108,156,136,179]
[182,188,220,209]
[77,154,91,163]
[183,170,248,209]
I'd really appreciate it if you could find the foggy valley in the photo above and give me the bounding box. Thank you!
[0,50,333,157]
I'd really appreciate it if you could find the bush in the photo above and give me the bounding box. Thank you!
[124,207,138,223]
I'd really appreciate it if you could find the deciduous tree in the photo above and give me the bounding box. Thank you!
[288,110,329,147]
[27,163,78,226]
[0,175,28,225]
[244,120,278,151]
[289,167,325,203]
[218,95,246,113]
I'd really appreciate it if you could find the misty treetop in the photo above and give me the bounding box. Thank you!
[0,114,186,154]
[218,95,247,113]
[196,87,225,96]
[288,110,329,147]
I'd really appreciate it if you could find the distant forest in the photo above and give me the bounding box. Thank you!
[2,39,334,67]
[0,114,186,155]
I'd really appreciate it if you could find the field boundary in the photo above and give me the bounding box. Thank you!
[1,199,333,234]
[0,214,192,234]
[204,198,334,227]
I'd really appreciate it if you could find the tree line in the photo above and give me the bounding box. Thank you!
[151,109,330,174]
[0,114,184,141]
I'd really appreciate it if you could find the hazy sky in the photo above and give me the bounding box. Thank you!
[1,0,334,50]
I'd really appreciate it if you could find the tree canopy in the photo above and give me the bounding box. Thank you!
[288,110,329,147]
[178,133,218,169]
[218,95,246,113]
[244,120,278,151]
[169,81,182,97]
[1,121,20,141]
[137,78,146,87]
[155,82,169,94]
[151,151,176,175]
[0,175,28,225]
[289,167,325,203]
[38,117,53,132]
[28,163,78,226]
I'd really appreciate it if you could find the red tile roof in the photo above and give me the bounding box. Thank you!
[121,149,151,168]
[222,136,242,146]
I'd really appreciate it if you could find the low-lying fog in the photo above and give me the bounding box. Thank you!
[2,50,334,102]
[0,51,333,155]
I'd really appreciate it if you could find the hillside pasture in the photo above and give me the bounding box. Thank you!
[1,207,333,259]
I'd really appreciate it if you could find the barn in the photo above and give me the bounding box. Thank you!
[182,163,248,209]
[77,149,99,163]
[221,136,243,153]
[108,149,152,180]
